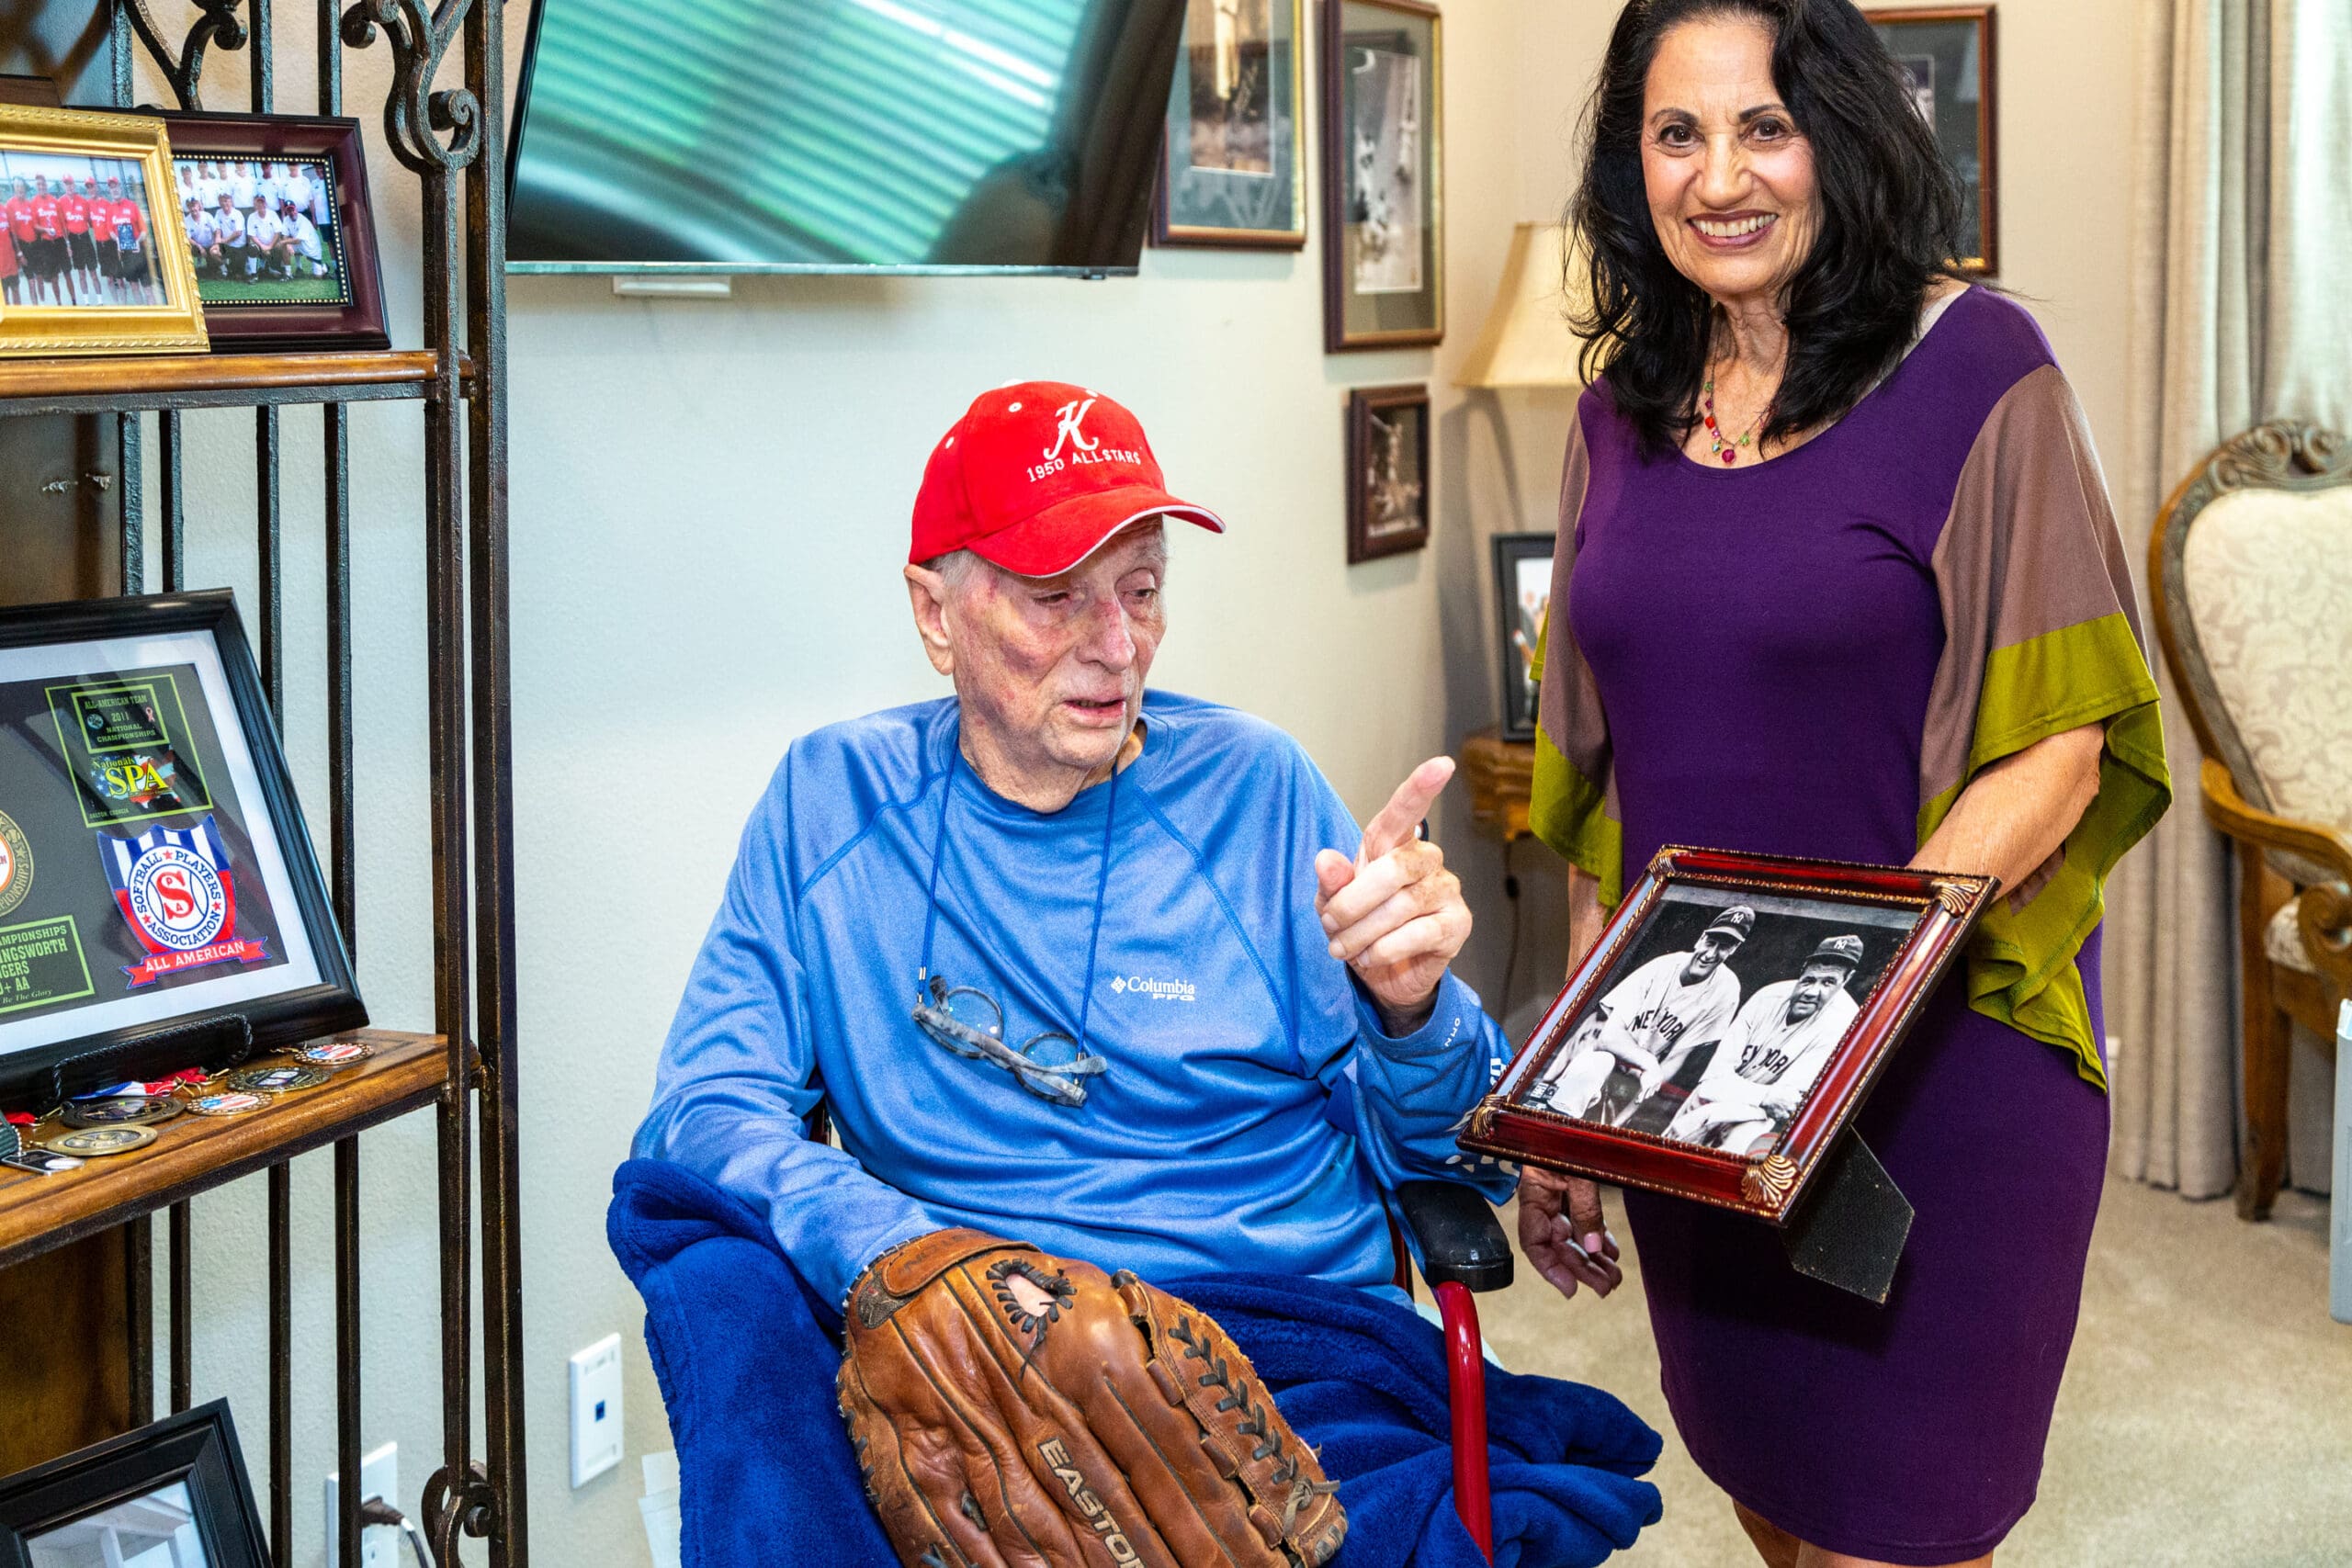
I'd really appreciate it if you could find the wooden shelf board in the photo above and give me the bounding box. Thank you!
[0,1029,460,1270]
[0,349,449,415]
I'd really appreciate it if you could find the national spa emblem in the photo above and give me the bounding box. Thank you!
[0,808,31,919]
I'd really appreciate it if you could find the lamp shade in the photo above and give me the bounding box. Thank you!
[1453,221,1589,389]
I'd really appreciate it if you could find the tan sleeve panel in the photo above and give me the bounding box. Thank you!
[1533,411,1611,784]
[1919,363,2149,812]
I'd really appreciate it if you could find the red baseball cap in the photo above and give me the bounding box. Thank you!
[910,381,1225,576]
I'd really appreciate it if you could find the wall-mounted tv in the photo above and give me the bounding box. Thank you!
[506,0,1186,276]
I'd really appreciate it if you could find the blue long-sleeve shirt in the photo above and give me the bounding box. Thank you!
[636,692,1515,1309]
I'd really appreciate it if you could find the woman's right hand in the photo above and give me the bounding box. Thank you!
[1517,1166,1621,1300]
[1518,862,1623,1301]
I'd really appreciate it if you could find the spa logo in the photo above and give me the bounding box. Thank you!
[1109,974,1196,1003]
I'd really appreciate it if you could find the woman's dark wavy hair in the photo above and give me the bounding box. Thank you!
[1569,0,1966,453]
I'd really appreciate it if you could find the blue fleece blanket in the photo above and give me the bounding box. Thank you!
[610,1159,1661,1568]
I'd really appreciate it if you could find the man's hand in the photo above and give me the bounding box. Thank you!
[1516,1166,1622,1301]
[1315,757,1469,1034]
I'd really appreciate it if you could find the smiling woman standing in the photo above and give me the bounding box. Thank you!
[1512,4,2171,1566]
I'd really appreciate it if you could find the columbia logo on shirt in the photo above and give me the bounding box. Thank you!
[1110,975,1196,1002]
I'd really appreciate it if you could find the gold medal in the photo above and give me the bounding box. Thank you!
[227,1064,333,1095]
[40,1124,158,1157]
[185,1091,267,1116]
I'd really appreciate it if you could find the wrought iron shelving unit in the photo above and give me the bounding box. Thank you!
[0,2,519,1564]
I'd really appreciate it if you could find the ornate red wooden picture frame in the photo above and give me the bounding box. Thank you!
[1459,846,1995,1224]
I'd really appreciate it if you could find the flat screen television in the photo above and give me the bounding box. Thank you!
[506,0,1186,276]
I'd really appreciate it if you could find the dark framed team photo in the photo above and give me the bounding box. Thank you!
[0,591,362,1108]
[0,1401,271,1568]
[1153,0,1308,248]
[1321,0,1443,351]
[161,111,390,352]
[1345,383,1430,563]
[0,104,207,357]
[1491,532,1553,741]
[1459,847,1994,1224]
[1864,6,1996,275]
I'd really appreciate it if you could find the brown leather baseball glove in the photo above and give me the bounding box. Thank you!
[838,1228,1346,1568]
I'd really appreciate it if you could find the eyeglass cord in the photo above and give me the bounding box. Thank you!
[917,720,1121,1073]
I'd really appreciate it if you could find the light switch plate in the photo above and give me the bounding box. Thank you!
[571,1333,625,1487]
[325,1441,399,1568]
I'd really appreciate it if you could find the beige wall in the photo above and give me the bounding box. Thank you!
[140,5,2150,1565]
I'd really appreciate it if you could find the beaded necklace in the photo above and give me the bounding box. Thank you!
[1701,377,1767,465]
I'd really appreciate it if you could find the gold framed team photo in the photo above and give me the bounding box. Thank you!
[0,105,207,358]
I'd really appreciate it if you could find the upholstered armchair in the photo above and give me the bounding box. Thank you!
[2151,422,2352,1220]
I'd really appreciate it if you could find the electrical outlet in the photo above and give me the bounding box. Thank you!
[571,1333,625,1487]
[325,1441,399,1568]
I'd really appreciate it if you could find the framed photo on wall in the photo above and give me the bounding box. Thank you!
[1865,6,1996,275]
[1320,0,1442,351]
[1154,0,1307,247]
[1490,532,1552,742]
[0,104,207,356]
[1458,847,1994,1224]
[0,1401,271,1568]
[0,591,362,1108]
[1346,383,1430,563]
[160,111,389,352]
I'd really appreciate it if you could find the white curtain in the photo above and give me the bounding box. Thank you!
[2107,0,2352,1197]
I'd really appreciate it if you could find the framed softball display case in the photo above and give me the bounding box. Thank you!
[1459,847,1994,1227]
[0,591,362,1108]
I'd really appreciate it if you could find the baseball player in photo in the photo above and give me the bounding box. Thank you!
[103,175,153,302]
[28,176,71,305]
[2,178,34,305]
[212,193,245,280]
[244,197,283,280]
[186,196,218,280]
[1532,905,1752,1122]
[1664,933,1866,1156]
[228,160,257,213]
[60,174,99,302]
[285,198,328,278]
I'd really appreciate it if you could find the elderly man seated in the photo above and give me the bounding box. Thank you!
[639,380,1512,1305]
[627,382,1658,1568]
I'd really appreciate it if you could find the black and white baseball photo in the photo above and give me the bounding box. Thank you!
[1514,885,1915,1157]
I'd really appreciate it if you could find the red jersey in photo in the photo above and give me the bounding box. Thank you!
[109,200,145,249]
[60,193,90,232]
[31,197,62,238]
[4,199,34,242]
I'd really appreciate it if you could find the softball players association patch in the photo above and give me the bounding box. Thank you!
[97,815,269,986]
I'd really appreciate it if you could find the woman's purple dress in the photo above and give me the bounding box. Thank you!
[1544,290,2151,1565]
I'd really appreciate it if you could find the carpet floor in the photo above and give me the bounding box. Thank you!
[1483,1178,2352,1566]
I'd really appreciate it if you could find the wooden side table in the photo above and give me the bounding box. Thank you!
[1460,728,1537,844]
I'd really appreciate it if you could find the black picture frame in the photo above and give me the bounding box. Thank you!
[1153,0,1309,248]
[0,1400,270,1568]
[0,591,363,1110]
[1319,0,1443,351]
[1345,383,1430,563]
[1490,532,1552,742]
[1864,6,1996,276]
[158,110,390,352]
